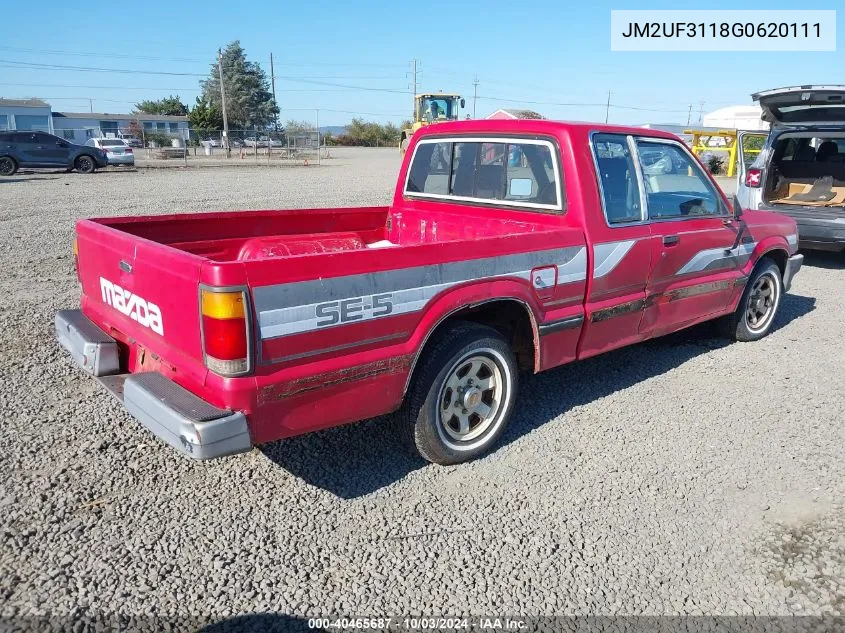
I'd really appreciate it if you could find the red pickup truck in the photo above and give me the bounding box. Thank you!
[56,120,803,465]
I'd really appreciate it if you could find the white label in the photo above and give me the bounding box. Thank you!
[100,277,164,335]
[610,10,836,51]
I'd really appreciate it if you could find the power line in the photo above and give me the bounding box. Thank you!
[0,45,407,68]
[0,59,207,76]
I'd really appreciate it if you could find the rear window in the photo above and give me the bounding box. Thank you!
[100,139,126,146]
[405,137,560,210]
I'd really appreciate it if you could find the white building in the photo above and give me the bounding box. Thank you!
[51,112,189,145]
[702,105,769,131]
[0,98,189,142]
[0,98,54,133]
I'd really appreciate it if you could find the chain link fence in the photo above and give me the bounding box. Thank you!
[50,126,331,164]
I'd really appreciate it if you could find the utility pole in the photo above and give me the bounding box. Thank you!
[408,59,419,118]
[218,48,230,158]
[472,76,479,119]
[605,90,611,123]
[687,104,693,126]
[315,108,320,166]
[270,52,279,132]
[89,98,93,114]
[698,100,705,125]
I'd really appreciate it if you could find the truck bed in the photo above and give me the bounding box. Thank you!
[95,206,554,262]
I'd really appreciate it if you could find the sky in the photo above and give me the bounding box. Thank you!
[0,0,842,127]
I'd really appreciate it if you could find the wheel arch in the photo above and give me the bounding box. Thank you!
[402,297,539,398]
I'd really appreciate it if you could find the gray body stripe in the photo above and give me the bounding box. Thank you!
[593,240,637,279]
[676,242,757,276]
[255,247,585,340]
[557,247,588,284]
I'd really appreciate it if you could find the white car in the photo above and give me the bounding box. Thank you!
[736,85,845,252]
[85,138,135,166]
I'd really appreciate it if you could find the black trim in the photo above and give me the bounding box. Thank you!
[538,315,584,335]
[666,279,734,302]
[590,298,646,323]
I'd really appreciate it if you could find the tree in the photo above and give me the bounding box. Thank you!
[200,41,279,131]
[134,95,188,116]
[284,120,314,136]
[188,97,223,137]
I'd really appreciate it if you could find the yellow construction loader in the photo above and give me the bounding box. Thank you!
[400,93,465,153]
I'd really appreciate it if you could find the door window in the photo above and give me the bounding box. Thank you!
[635,140,723,219]
[592,133,643,224]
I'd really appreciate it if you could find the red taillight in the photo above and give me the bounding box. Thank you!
[124,147,133,153]
[201,290,250,376]
[745,168,762,188]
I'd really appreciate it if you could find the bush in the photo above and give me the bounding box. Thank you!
[144,132,174,148]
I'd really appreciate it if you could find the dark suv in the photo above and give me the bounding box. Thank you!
[0,131,108,176]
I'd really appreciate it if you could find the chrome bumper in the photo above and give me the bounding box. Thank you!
[783,254,803,292]
[55,309,251,460]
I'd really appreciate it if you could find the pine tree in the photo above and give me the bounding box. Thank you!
[200,41,278,131]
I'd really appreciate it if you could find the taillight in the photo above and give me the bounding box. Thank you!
[72,237,80,281]
[200,289,250,376]
[124,147,133,153]
[745,168,762,188]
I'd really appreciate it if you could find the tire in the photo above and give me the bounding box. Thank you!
[719,258,783,342]
[400,322,518,465]
[0,156,18,176]
[74,155,96,174]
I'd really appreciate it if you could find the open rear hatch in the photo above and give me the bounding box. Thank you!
[754,86,845,126]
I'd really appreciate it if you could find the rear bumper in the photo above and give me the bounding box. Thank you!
[106,154,135,165]
[55,309,252,460]
[796,220,845,251]
[782,254,803,292]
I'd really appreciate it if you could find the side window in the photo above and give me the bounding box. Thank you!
[504,142,557,204]
[635,140,722,219]
[406,141,452,194]
[592,133,642,224]
[15,133,37,144]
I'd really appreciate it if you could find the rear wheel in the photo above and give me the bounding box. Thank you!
[400,323,518,465]
[0,156,17,176]
[74,155,96,174]
[720,258,783,342]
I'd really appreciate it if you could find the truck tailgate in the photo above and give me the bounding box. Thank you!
[76,219,207,385]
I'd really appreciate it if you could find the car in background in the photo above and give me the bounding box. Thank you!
[85,138,135,166]
[243,136,267,148]
[0,131,107,176]
[737,85,845,252]
[203,137,222,148]
[120,135,143,148]
[262,135,283,148]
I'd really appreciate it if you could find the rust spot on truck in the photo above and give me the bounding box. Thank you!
[258,355,413,403]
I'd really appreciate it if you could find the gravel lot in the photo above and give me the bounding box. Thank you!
[0,148,843,631]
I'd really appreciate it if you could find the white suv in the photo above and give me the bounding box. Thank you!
[736,86,845,252]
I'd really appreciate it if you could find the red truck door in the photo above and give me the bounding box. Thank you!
[577,133,653,359]
[634,138,744,337]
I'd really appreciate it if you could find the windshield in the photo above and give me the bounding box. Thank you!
[419,97,458,122]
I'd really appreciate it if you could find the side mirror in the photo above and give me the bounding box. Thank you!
[732,195,744,220]
[460,98,466,109]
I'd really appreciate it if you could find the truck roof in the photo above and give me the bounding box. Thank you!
[415,118,681,141]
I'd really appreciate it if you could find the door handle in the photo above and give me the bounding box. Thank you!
[663,235,680,247]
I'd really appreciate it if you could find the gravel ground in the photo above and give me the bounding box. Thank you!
[0,147,843,631]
